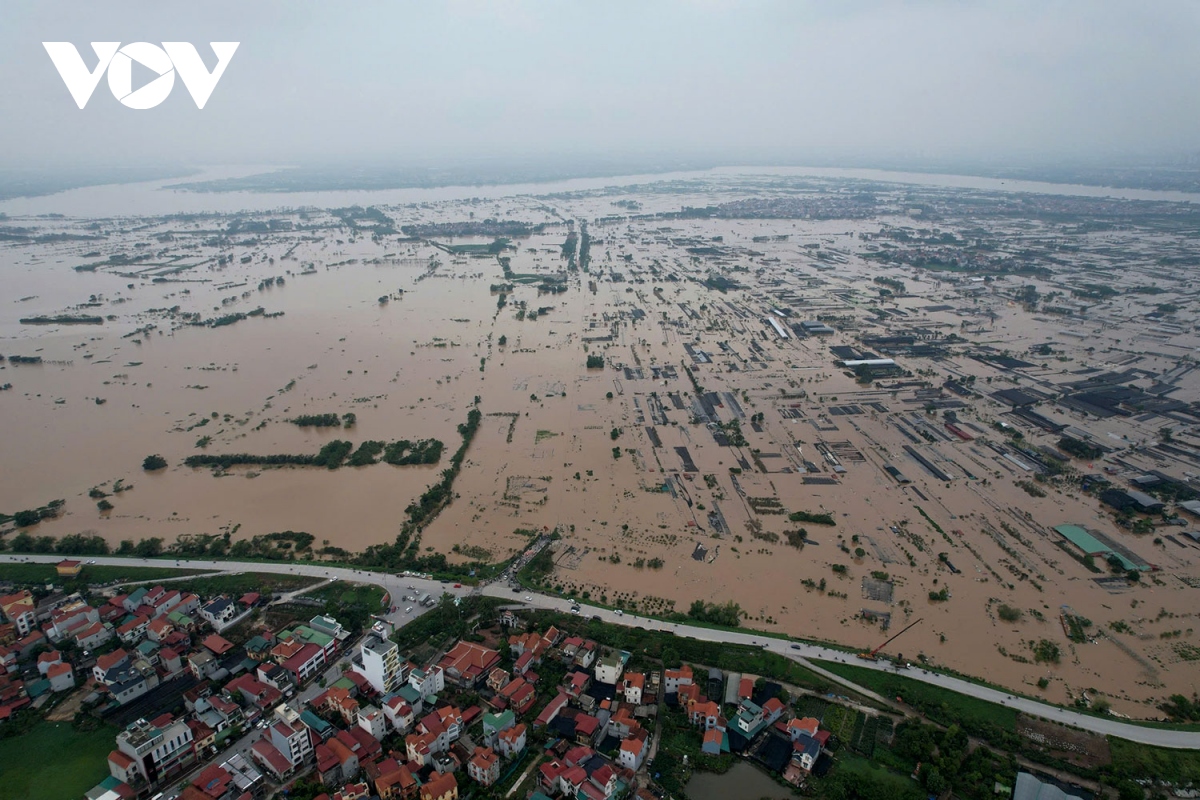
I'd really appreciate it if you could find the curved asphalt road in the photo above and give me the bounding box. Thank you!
[7,553,1199,749]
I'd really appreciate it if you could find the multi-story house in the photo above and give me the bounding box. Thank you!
[664,665,693,694]
[466,747,500,787]
[408,665,444,699]
[496,723,527,759]
[383,695,415,733]
[268,719,314,768]
[357,704,387,741]
[358,636,404,695]
[112,714,195,786]
[1,592,37,638]
[622,672,645,705]
[199,597,238,632]
[594,651,626,685]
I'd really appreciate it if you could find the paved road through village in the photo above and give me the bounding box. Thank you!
[7,553,1200,749]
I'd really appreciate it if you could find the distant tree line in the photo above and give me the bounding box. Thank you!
[183,436,441,471]
[289,412,357,428]
[290,413,342,427]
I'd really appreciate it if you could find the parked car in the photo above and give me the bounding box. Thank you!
[405,606,413,613]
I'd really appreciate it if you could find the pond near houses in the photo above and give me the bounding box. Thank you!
[685,761,795,800]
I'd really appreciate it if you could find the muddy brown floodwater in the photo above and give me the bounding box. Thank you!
[2,172,1198,718]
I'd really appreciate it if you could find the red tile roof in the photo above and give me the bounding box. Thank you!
[203,634,235,655]
[437,641,500,682]
[251,740,293,776]
[96,649,129,672]
[192,764,233,799]
[419,771,457,800]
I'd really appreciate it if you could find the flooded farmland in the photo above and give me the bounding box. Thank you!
[3,169,1200,718]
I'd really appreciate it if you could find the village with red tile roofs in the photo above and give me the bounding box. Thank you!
[0,557,901,800]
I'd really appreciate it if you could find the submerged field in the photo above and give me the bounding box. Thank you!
[2,171,1200,717]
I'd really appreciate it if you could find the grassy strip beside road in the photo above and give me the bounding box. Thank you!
[1108,737,1200,784]
[818,659,1019,738]
[0,562,202,587]
[123,571,319,598]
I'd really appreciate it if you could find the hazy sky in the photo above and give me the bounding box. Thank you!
[2,1,1198,169]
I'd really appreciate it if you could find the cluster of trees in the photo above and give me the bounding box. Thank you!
[382,438,443,466]
[289,412,357,428]
[1161,693,1200,722]
[884,721,1009,800]
[185,448,338,469]
[142,454,168,471]
[788,509,836,526]
[194,306,273,328]
[703,274,740,293]
[4,500,65,528]
[184,437,440,471]
[561,230,578,268]
[1031,638,1061,664]
[9,528,347,564]
[159,531,316,560]
[997,604,1023,622]
[585,354,604,369]
[1,530,108,555]
[873,275,907,294]
[289,413,342,427]
[686,599,743,627]
[1058,436,1104,460]
[720,419,747,447]
[347,441,385,466]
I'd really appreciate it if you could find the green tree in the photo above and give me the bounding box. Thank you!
[142,454,168,471]
[1032,639,1060,664]
[134,537,164,557]
[997,604,1022,622]
[922,765,948,795]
